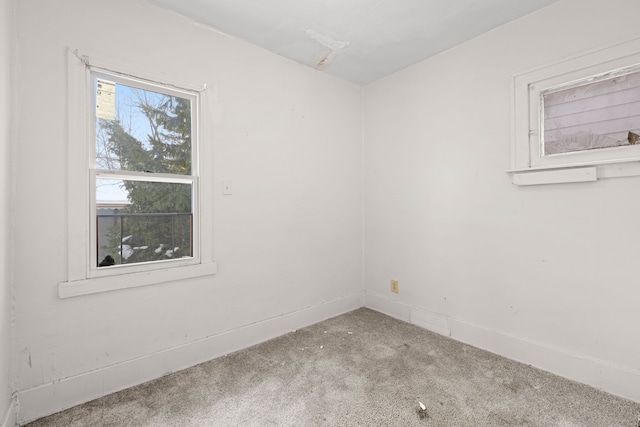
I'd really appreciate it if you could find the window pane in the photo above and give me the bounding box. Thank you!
[543,70,640,155]
[95,79,192,175]
[96,179,193,267]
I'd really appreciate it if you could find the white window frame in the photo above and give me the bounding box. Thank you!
[60,48,216,298]
[510,36,640,185]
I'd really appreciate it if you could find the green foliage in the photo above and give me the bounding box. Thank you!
[97,89,193,266]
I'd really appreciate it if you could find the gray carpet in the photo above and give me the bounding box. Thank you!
[26,308,640,426]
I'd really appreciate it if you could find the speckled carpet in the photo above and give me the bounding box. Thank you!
[25,308,640,426]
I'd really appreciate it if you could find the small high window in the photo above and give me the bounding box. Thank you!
[511,37,640,185]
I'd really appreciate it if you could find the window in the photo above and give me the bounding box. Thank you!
[61,49,215,297]
[511,37,640,185]
[92,73,197,271]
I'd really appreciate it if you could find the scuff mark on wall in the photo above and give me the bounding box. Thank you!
[22,346,31,368]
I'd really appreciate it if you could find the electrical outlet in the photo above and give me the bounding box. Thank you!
[391,280,399,293]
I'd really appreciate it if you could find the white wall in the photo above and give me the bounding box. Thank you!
[0,0,14,425]
[12,0,362,422]
[364,0,640,402]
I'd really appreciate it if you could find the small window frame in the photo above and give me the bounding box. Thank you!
[511,36,640,182]
[60,48,216,298]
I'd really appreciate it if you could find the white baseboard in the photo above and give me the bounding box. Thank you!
[448,316,640,403]
[363,290,411,321]
[411,306,451,337]
[1,398,16,427]
[364,291,640,403]
[17,292,364,425]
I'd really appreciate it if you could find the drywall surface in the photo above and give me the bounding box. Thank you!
[363,0,640,402]
[13,0,362,422]
[0,0,14,425]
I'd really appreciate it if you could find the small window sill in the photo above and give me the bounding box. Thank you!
[507,158,640,186]
[58,262,217,298]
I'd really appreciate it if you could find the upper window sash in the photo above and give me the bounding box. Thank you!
[90,70,198,174]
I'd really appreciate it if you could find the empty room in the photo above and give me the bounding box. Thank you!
[1,0,640,425]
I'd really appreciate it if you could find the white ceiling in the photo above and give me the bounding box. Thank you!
[149,0,559,85]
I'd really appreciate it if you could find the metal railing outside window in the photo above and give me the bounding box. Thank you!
[97,212,193,267]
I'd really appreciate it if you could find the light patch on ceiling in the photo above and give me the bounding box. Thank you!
[305,29,350,52]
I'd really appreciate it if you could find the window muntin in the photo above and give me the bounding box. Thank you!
[90,71,199,272]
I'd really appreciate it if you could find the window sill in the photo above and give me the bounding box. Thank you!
[506,158,640,186]
[58,262,217,298]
